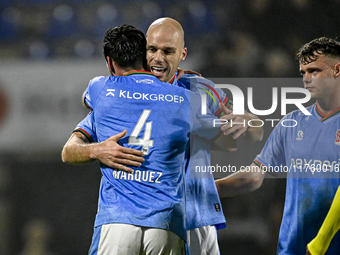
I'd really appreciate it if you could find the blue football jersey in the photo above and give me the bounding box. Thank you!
[254,104,340,255]
[79,71,197,241]
[78,73,230,234]
[178,74,231,230]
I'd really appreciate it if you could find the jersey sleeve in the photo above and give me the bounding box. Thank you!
[82,86,92,109]
[82,76,106,110]
[73,111,97,143]
[179,74,233,117]
[201,81,232,118]
[307,185,340,255]
[253,117,286,175]
[179,74,232,140]
[189,90,222,140]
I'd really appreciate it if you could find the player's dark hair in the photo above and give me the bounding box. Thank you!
[103,25,147,70]
[296,37,340,64]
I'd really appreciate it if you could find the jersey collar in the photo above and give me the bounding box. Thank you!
[124,71,155,77]
[124,71,176,84]
[315,103,340,122]
[169,73,176,84]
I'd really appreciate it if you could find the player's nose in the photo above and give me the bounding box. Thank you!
[153,50,164,62]
[303,73,312,84]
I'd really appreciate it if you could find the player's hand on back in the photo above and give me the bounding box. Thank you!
[93,130,145,173]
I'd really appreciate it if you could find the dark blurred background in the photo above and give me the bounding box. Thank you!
[0,0,338,254]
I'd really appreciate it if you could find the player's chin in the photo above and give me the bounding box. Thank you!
[153,72,168,82]
[151,71,163,78]
[309,92,318,99]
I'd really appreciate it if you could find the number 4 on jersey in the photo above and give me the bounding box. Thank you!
[129,110,154,155]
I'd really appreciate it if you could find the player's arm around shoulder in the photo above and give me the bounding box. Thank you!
[195,76,263,148]
[215,163,265,198]
[201,76,264,143]
[181,75,240,151]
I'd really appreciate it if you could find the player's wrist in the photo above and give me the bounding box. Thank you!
[88,143,100,160]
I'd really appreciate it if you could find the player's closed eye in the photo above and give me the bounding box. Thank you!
[164,50,174,54]
[147,47,157,53]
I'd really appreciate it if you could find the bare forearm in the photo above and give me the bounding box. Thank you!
[215,163,265,198]
[61,130,145,172]
[61,132,96,164]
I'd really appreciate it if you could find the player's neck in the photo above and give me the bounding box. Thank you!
[164,73,177,84]
[109,60,145,76]
[115,68,146,76]
[316,98,340,116]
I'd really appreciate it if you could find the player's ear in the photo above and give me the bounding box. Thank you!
[180,47,187,61]
[106,56,115,75]
[334,63,340,77]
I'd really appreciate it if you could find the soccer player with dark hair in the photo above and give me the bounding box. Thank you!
[63,24,201,254]
[215,37,340,254]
